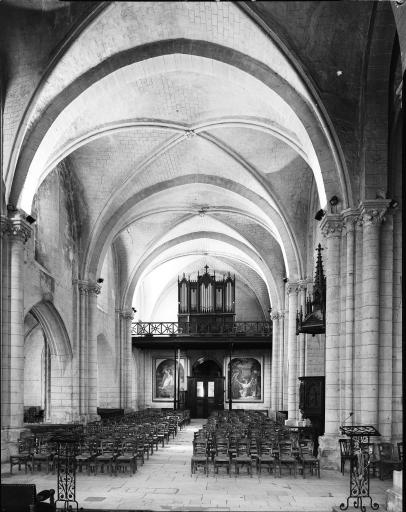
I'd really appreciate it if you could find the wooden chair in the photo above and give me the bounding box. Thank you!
[298,440,320,478]
[339,438,353,474]
[191,440,209,476]
[94,439,116,475]
[1,483,56,512]
[31,439,55,474]
[234,438,253,477]
[257,439,276,475]
[213,439,231,476]
[115,440,137,476]
[75,440,96,475]
[377,442,402,480]
[10,437,33,474]
[278,442,297,477]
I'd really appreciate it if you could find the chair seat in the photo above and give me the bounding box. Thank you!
[192,455,207,462]
[259,455,275,462]
[214,456,229,463]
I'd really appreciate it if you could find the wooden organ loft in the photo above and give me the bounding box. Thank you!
[178,265,235,334]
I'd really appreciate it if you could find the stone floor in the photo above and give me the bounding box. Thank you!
[1,420,391,511]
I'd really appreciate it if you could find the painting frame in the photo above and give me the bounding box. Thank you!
[152,357,186,402]
[224,356,264,403]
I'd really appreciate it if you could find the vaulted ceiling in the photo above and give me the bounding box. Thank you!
[2,1,398,320]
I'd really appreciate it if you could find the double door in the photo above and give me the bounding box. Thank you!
[187,377,224,418]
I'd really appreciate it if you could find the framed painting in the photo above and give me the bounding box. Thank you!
[225,356,263,402]
[153,357,186,401]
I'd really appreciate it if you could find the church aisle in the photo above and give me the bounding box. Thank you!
[1,419,388,511]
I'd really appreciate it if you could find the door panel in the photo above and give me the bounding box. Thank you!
[187,376,225,418]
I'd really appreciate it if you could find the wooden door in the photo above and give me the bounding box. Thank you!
[187,377,224,418]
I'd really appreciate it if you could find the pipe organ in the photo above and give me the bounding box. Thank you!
[178,265,235,333]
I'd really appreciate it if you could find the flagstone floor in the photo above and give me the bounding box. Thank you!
[1,419,390,511]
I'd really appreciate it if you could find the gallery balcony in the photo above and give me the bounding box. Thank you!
[131,321,273,349]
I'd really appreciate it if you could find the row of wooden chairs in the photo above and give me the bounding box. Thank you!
[10,409,190,476]
[191,436,320,478]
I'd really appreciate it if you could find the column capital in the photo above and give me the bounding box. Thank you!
[359,199,391,227]
[119,309,134,320]
[297,279,308,292]
[0,217,32,243]
[74,279,101,295]
[320,214,344,238]
[271,312,280,321]
[342,208,360,232]
[286,282,299,295]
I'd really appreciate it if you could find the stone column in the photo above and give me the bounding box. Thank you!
[278,311,285,411]
[359,200,389,427]
[1,215,31,462]
[318,215,343,469]
[342,209,358,424]
[270,311,280,411]
[119,309,134,411]
[287,283,298,420]
[77,281,89,419]
[379,211,393,439]
[87,283,101,421]
[77,280,100,422]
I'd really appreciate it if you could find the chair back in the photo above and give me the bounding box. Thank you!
[378,442,395,461]
[339,438,352,457]
[278,441,293,458]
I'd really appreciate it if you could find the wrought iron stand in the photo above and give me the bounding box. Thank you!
[339,425,381,512]
[51,432,80,511]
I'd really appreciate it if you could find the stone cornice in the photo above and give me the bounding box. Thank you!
[320,214,344,238]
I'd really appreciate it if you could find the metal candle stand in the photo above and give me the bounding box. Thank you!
[51,432,80,511]
[339,425,381,512]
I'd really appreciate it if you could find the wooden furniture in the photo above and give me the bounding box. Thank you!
[339,438,353,474]
[298,376,325,454]
[234,438,253,476]
[115,441,137,476]
[213,439,231,476]
[257,440,276,475]
[298,440,320,478]
[278,442,297,477]
[191,439,209,476]
[377,442,402,480]
[1,484,56,512]
[9,437,33,474]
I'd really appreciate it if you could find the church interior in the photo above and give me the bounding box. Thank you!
[0,1,404,511]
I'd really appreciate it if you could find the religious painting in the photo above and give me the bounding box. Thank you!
[225,357,263,402]
[153,358,186,401]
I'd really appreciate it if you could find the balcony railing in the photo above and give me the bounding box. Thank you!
[131,321,272,337]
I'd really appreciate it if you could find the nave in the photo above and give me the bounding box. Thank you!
[1,419,388,512]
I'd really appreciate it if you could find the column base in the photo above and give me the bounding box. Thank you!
[318,434,340,470]
[1,427,32,463]
[386,471,402,512]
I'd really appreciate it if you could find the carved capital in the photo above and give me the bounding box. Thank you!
[359,200,390,228]
[1,218,32,243]
[320,214,344,238]
[120,309,134,320]
[342,209,360,233]
[271,312,280,321]
[75,280,101,295]
[287,283,298,295]
[297,279,308,292]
